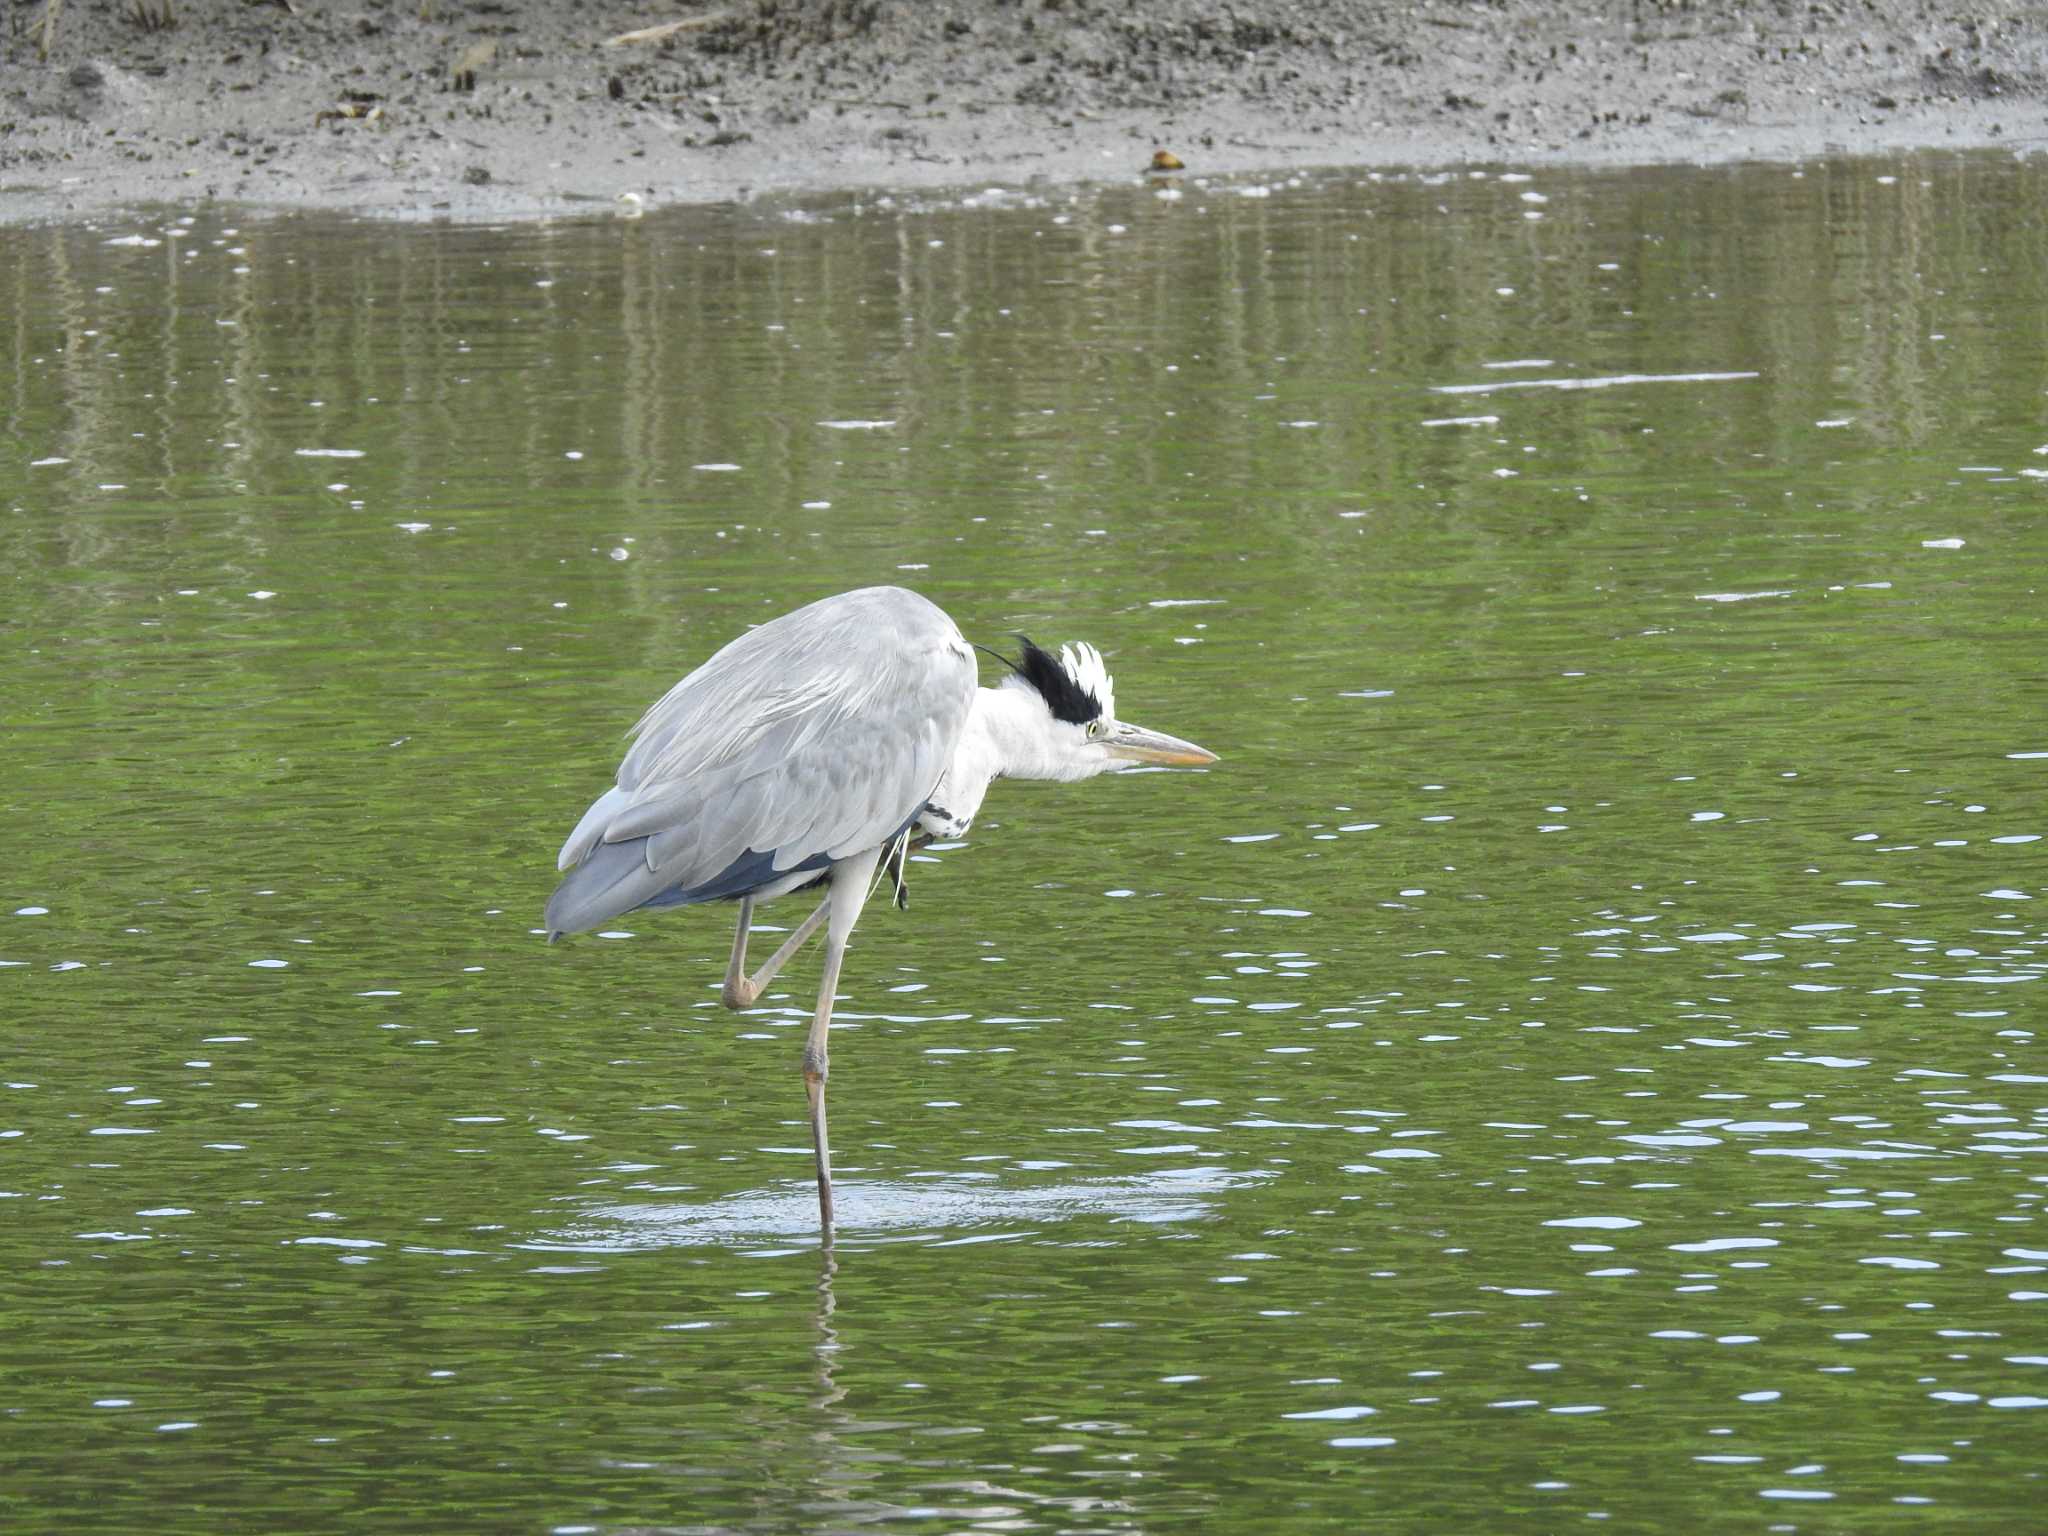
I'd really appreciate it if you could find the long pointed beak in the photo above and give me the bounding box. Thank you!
[1105,721,1218,767]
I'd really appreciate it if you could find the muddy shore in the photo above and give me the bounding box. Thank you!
[4,1,2046,222]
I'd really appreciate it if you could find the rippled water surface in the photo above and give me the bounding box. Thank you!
[4,157,2046,1531]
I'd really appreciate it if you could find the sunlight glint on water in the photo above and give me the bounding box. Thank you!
[2,157,2045,1531]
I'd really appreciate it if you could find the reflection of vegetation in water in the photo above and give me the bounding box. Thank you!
[11,156,2047,576]
[3,154,2047,1535]
[7,158,2044,836]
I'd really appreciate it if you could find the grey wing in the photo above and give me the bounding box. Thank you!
[545,587,977,935]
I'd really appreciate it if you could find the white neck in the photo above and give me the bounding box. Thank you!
[920,684,1088,837]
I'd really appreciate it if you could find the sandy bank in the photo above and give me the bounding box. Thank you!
[4,1,2046,222]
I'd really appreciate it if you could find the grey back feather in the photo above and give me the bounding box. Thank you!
[547,586,978,933]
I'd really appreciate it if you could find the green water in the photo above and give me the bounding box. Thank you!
[3,157,2044,1532]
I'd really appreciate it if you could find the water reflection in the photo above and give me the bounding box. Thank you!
[3,153,2047,1531]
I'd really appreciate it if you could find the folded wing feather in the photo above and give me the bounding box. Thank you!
[546,586,978,933]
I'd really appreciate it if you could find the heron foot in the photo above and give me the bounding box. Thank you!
[723,894,831,1014]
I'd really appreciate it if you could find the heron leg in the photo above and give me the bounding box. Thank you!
[723,893,831,1010]
[803,846,882,1241]
[722,897,756,1004]
[805,936,847,1235]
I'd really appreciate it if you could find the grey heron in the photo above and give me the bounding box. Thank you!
[545,585,1215,1239]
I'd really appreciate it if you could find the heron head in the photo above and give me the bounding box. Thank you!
[1004,638,1216,778]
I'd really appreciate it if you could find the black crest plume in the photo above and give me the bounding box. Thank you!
[987,636,1103,726]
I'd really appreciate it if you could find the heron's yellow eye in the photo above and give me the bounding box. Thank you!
[1087,718,1109,739]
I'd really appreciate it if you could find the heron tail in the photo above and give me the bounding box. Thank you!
[543,837,672,936]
